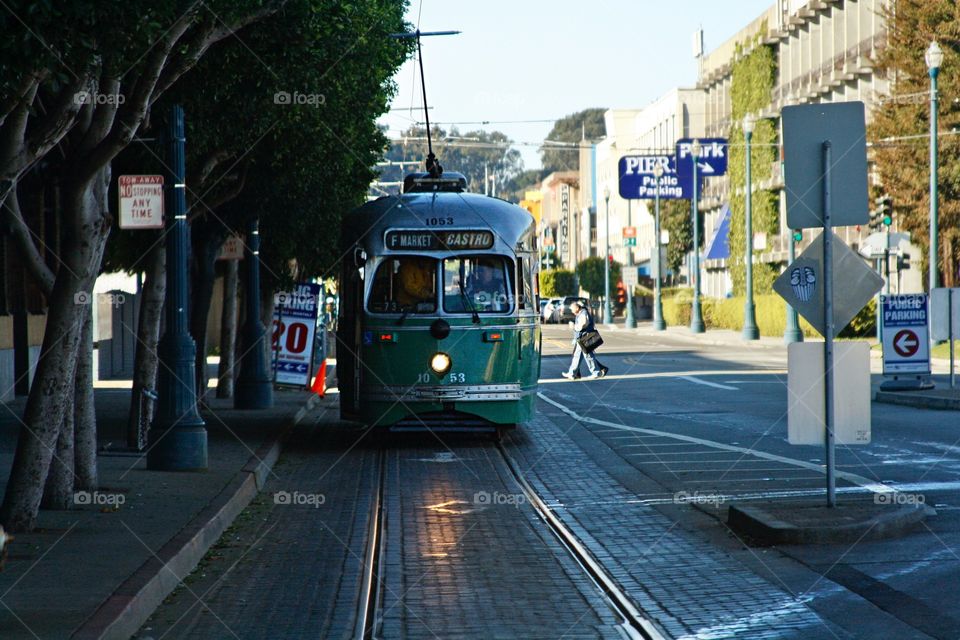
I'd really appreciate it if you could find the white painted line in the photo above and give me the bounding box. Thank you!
[679,375,739,391]
[539,368,785,385]
[538,391,893,495]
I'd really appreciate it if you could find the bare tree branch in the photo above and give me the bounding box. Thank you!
[1,182,56,296]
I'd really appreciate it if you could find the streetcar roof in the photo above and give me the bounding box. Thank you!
[342,191,536,254]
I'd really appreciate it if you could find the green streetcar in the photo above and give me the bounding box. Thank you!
[337,172,541,437]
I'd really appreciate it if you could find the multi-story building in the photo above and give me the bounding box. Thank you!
[696,0,893,297]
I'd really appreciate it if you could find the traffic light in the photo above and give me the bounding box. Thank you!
[792,230,803,242]
[616,282,626,306]
[897,252,911,271]
[870,195,893,230]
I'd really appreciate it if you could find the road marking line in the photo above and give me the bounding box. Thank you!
[537,391,893,495]
[679,375,739,390]
[539,369,785,384]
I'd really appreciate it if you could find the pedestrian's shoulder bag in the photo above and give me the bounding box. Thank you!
[577,329,603,353]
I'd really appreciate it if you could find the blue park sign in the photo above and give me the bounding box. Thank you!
[675,138,729,182]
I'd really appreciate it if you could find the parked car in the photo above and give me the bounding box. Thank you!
[542,298,562,323]
[558,296,590,323]
[539,298,549,321]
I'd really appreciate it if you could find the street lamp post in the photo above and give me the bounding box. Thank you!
[927,40,943,293]
[690,139,705,333]
[235,217,274,409]
[603,186,613,324]
[147,105,207,471]
[653,163,666,330]
[625,199,636,328]
[742,115,760,340]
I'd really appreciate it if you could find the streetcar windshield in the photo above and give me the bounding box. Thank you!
[367,256,437,314]
[443,256,513,314]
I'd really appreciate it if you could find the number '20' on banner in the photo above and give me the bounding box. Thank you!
[272,283,322,386]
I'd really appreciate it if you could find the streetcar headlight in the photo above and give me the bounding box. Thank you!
[430,352,452,375]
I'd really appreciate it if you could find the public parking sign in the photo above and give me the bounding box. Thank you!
[272,283,322,386]
[881,293,930,375]
[618,155,691,200]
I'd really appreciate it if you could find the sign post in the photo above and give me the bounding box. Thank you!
[780,101,872,507]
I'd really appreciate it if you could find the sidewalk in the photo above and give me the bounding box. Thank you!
[606,317,960,411]
[0,386,334,640]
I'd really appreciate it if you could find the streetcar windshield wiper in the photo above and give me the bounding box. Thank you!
[457,278,481,324]
[396,306,410,326]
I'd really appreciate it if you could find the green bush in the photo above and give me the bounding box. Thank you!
[657,294,875,338]
[539,269,576,297]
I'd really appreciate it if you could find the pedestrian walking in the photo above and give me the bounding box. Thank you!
[562,301,609,380]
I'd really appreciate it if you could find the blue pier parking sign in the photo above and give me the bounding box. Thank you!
[618,155,693,200]
[881,293,930,375]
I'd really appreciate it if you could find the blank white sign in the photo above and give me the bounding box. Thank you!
[788,342,871,445]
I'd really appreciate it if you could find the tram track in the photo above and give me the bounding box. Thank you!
[496,443,668,640]
[356,448,386,640]
[355,440,668,639]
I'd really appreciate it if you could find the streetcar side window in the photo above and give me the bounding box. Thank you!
[367,257,437,314]
[443,256,513,314]
[519,257,534,310]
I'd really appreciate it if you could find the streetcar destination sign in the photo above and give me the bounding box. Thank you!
[385,229,495,250]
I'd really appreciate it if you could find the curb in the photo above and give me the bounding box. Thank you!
[71,393,322,640]
[727,501,932,545]
[874,391,960,411]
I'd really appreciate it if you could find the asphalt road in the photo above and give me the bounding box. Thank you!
[138,324,960,639]
[541,323,960,639]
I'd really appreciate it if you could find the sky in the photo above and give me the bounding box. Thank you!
[380,0,775,171]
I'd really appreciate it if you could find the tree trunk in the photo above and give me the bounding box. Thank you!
[127,242,166,450]
[190,231,225,403]
[40,395,75,510]
[216,258,239,398]
[74,311,97,490]
[0,170,110,532]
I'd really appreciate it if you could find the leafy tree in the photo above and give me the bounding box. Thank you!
[871,0,960,287]
[500,169,542,203]
[539,269,577,297]
[1,0,299,532]
[661,199,694,279]
[576,256,621,299]
[541,108,606,175]
[381,126,523,195]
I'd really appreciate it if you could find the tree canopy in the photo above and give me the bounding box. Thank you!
[380,125,523,196]
[871,0,960,287]
[540,108,606,175]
